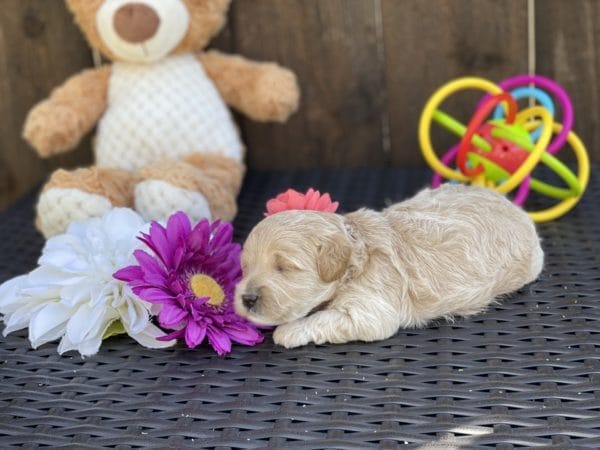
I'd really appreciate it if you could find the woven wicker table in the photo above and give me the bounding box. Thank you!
[1,169,599,449]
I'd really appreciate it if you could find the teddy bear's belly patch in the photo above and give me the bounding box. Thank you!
[95,54,243,171]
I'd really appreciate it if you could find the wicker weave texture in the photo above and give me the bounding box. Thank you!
[0,169,599,449]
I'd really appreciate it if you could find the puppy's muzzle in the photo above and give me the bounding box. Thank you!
[241,292,259,311]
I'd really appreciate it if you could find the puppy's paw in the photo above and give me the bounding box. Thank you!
[273,322,311,349]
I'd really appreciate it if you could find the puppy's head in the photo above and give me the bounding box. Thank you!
[235,211,352,326]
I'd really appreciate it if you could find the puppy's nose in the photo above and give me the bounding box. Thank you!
[242,293,259,310]
[114,3,160,43]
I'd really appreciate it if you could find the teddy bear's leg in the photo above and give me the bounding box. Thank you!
[134,154,245,223]
[37,167,136,237]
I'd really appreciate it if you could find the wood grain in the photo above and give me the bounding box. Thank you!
[0,0,93,210]
[382,0,529,166]
[2,0,599,210]
[536,0,600,163]
[223,0,387,169]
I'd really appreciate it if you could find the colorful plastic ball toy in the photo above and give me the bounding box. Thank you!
[418,75,590,223]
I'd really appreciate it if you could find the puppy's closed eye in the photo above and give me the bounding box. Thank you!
[275,254,299,273]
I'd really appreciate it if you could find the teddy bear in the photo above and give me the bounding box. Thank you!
[23,0,300,237]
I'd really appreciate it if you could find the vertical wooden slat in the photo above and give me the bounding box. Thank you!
[382,0,530,167]
[536,0,600,162]
[224,0,387,169]
[3,0,600,212]
[0,0,93,210]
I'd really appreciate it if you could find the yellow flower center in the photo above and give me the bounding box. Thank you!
[189,274,225,307]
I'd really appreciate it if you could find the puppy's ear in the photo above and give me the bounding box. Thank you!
[317,233,351,283]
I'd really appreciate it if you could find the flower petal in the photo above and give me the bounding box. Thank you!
[0,275,27,314]
[304,188,321,210]
[73,336,103,357]
[3,302,47,336]
[134,287,174,303]
[287,189,306,210]
[276,192,290,203]
[223,321,265,346]
[211,223,234,249]
[57,333,78,355]
[101,208,145,242]
[158,303,188,328]
[184,320,207,348]
[65,303,118,345]
[26,265,80,287]
[316,193,335,211]
[166,212,191,245]
[28,303,75,348]
[113,265,144,283]
[327,201,340,213]
[265,199,288,216]
[121,296,151,335]
[189,220,210,253]
[157,328,185,342]
[133,250,165,276]
[59,282,93,308]
[38,235,87,272]
[206,325,232,355]
[129,322,177,348]
[145,221,172,267]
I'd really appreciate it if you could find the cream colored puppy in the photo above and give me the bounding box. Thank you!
[234,184,544,348]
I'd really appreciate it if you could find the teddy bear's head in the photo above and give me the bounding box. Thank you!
[65,0,230,63]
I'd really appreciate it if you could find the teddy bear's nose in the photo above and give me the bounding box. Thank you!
[113,3,161,44]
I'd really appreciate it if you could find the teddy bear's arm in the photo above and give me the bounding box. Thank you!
[23,66,112,158]
[199,50,300,123]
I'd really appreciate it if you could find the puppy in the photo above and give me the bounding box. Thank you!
[234,184,544,348]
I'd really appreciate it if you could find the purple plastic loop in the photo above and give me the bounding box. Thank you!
[512,176,531,206]
[478,74,573,155]
[432,75,570,206]
[432,144,532,206]
[432,145,459,188]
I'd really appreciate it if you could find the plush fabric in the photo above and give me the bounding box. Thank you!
[23,0,300,238]
[95,54,244,171]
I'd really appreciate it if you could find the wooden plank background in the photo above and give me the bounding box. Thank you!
[0,0,94,211]
[0,0,597,210]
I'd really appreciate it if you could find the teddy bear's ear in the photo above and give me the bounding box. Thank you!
[64,0,83,9]
[174,0,232,53]
[215,0,232,9]
[64,0,104,18]
[64,0,110,57]
[188,0,232,11]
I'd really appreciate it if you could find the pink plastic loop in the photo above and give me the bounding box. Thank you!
[479,74,573,155]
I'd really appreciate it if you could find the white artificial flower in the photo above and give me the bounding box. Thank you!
[0,208,176,356]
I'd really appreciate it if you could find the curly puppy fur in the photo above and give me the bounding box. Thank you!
[235,184,544,349]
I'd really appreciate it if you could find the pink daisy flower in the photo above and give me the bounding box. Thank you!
[265,188,339,216]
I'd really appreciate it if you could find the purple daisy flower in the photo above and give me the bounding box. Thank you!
[114,212,263,355]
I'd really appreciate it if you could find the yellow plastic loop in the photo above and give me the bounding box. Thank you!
[419,77,503,183]
[419,81,552,195]
[495,106,553,194]
[527,124,590,223]
[419,77,590,222]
